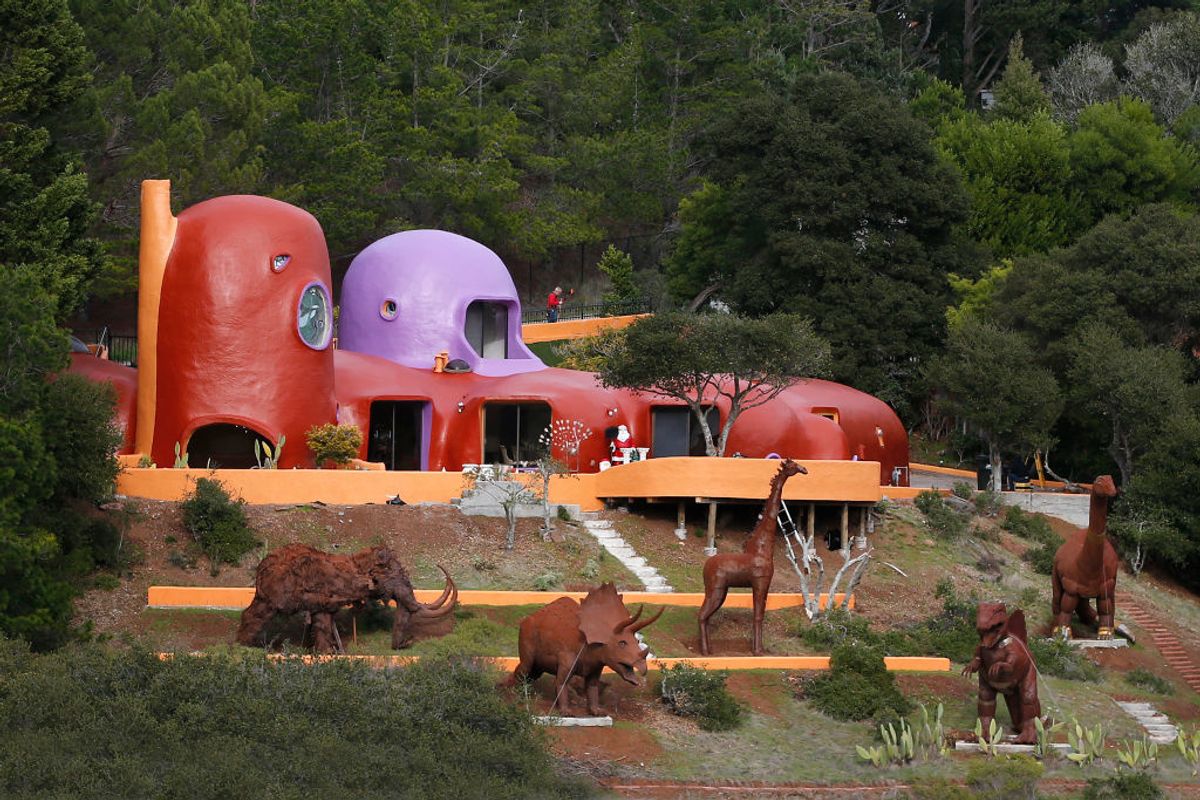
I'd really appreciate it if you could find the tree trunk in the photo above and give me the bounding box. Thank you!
[989,441,1003,494]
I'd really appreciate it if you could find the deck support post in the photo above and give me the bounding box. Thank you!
[704,502,718,555]
[675,501,687,541]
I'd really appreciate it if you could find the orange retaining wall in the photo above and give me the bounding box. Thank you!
[148,586,853,611]
[117,467,607,511]
[521,314,648,344]
[595,458,881,503]
[158,652,950,672]
[118,459,895,509]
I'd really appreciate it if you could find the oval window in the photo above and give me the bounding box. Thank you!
[380,299,398,320]
[271,254,291,272]
[297,283,332,349]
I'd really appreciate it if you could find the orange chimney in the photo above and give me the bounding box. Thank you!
[134,180,177,456]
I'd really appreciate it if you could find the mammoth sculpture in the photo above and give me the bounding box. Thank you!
[506,582,663,716]
[236,543,457,653]
[698,459,806,655]
[1052,475,1119,639]
[963,602,1041,745]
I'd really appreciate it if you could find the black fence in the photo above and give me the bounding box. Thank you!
[520,299,653,325]
[89,328,138,366]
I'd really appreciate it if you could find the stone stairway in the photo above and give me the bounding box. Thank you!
[452,479,581,520]
[1118,594,1200,693]
[1115,701,1179,744]
[581,516,674,593]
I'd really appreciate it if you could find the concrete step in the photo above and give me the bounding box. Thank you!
[605,547,635,559]
[631,566,660,579]
[589,528,620,540]
[584,519,613,530]
[623,556,647,569]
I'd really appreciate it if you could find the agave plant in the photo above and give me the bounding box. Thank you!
[1116,735,1157,770]
[1177,727,1200,776]
[975,718,1004,756]
[1066,718,1105,766]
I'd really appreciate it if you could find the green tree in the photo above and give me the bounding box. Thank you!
[927,319,1062,492]
[991,33,1050,122]
[1068,99,1200,224]
[667,73,974,413]
[597,312,831,457]
[1068,323,1194,485]
[596,245,641,308]
[1,0,104,319]
[936,113,1076,256]
[995,204,1200,366]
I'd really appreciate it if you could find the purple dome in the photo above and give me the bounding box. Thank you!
[339,230,545,376]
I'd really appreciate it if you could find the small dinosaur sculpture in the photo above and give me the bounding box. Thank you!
[1051,475,1119,639]
[698,459,806,655]
[963,602,1041,745]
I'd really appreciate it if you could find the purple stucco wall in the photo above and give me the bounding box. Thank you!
[339,230,545,376]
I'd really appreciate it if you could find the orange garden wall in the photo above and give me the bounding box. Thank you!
[147,586,854,611]
[594,457,882,502]
[117,459,887,509]
[520,314,648,343]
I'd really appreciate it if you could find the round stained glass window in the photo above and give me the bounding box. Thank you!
[297,283,331,349]
[380,299,398,320]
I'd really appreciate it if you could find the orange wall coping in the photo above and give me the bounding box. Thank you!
[158,652,949,673]
[521,314,648,344]
[596,458,882,503]
[910,463,976,478]
[147,586,853,611]
[911,462,1089,491]
[119,461,897,510]
[118,468,607,511]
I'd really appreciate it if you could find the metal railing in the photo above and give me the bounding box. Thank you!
[94,327,138,366]
[521,298,653,325]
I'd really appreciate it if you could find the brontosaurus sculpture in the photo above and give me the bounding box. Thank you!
[963,603,1041,744]
[1051,475,1119,639]
[237,544,457,653]
[698,459,807,655]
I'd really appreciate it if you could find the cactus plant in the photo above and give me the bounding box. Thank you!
[1066,718,1105,765]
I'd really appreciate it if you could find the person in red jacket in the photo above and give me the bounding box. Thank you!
[546,285,564,322]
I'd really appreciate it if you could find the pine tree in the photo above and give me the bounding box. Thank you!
[992,33,1051,123]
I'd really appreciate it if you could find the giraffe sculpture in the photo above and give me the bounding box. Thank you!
[1051,475,1120,639]
[698,459,807,655]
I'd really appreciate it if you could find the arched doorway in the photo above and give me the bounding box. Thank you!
[187,423,272,469]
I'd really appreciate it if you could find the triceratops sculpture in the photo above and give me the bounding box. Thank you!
[507,582,663,716]
[963,602,1041,744]
[236,543,457,653]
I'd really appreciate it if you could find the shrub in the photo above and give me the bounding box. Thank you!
[1029,636,1100,681]
[39,374,122,503]
[904,779,973,800]
[798,581,978,663]
[305,423,363,467]
[1001,506,1057,545]
[1023,542,1057,575]
[1125,668,1174,695]
[915,490,944,515]
[556,505,572,521]
[965,755,1043,800]
[1082,772,1164,800]
[660,663,744,731]
[580,558,600,580]
[952,481,975,500]
[532,572,562,591]
[914,490,968,540]
[974,490,1003,518]
[180,478,259,567]
[805,641,911,722]
[0,640,593,799]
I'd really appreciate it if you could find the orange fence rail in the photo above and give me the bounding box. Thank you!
[147,586,854,611]
[157,652,950,673]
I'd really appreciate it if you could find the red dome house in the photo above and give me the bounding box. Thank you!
[71,182,908,484]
